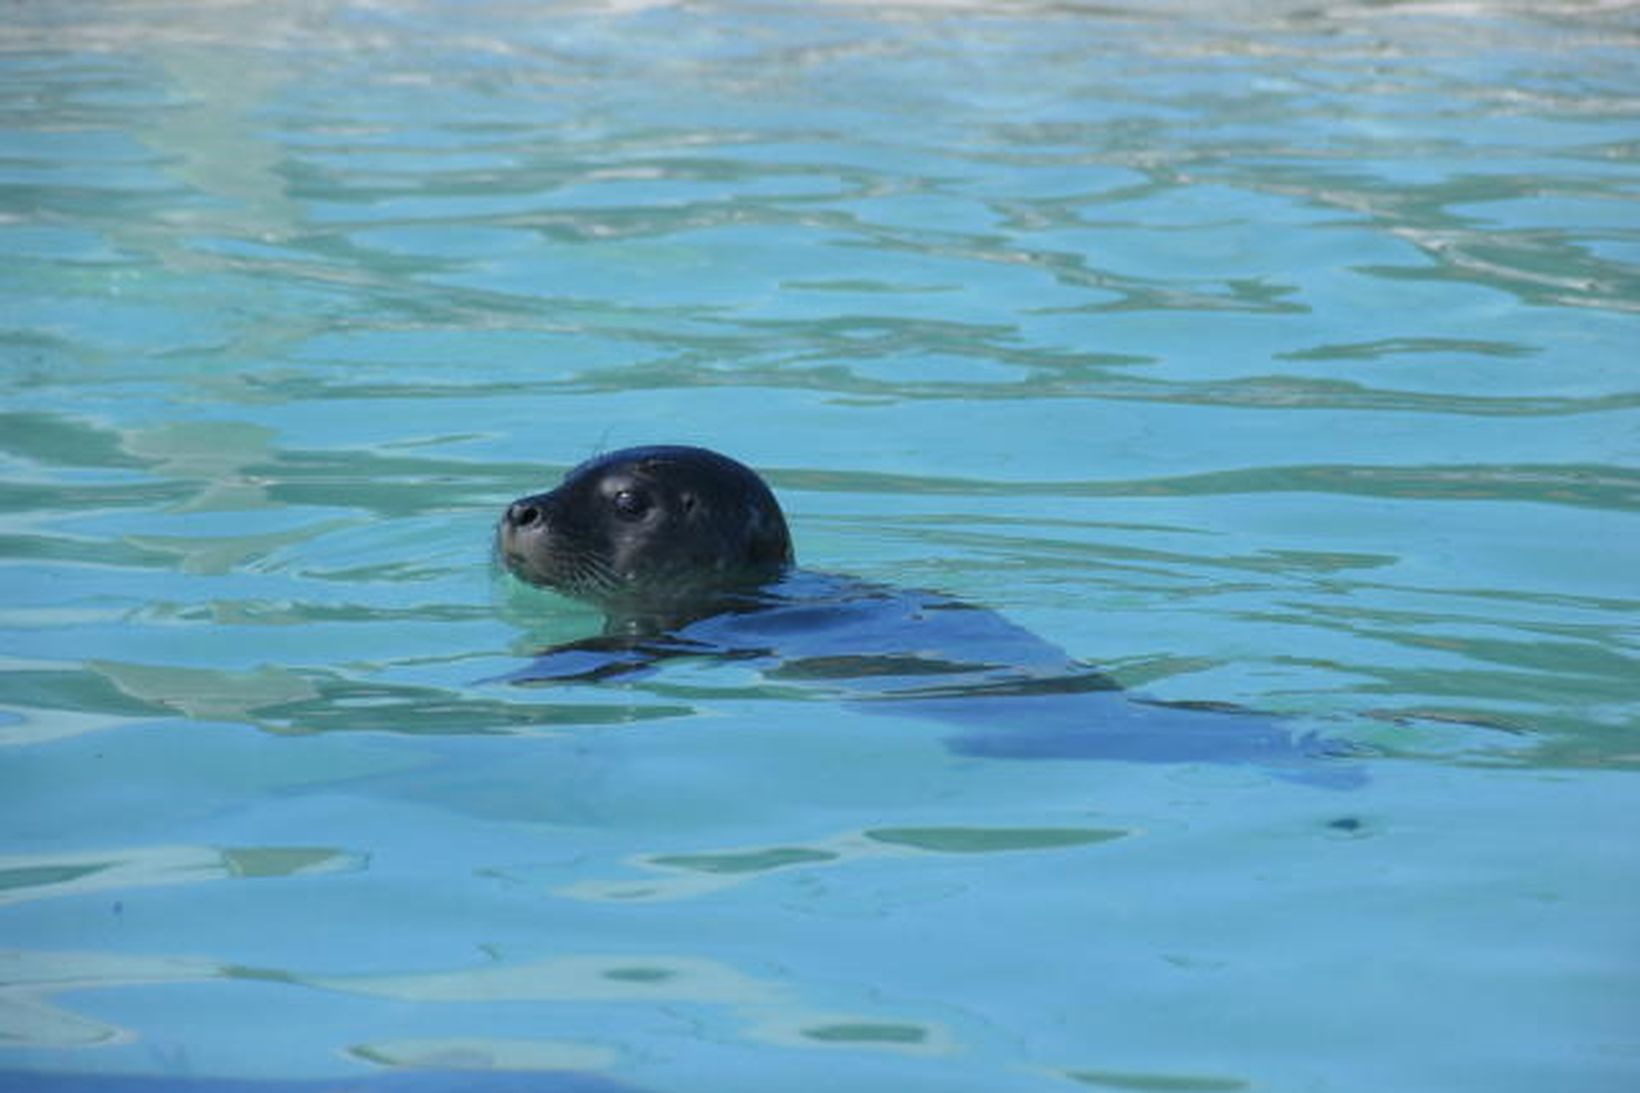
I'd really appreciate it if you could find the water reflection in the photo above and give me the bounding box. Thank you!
[561,824,1132,903]
[0,844,362,907]
[2,2,1635,1089]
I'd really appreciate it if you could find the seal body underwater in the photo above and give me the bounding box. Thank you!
[497,445,1361,787]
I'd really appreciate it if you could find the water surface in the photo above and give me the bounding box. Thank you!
[2,2,1637,1091]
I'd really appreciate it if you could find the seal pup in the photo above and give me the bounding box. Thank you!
[497,445,1360,786]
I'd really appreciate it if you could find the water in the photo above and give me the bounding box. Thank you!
[2,1,1637,1090]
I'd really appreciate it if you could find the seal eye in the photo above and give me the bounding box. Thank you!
[610,489,650,520]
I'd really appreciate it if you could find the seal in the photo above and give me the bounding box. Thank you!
[498,445,793,628]
[498,445,1361,787]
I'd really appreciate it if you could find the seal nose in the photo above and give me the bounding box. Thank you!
[505,500,543,530]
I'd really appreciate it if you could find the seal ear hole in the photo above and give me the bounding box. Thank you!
[679,492,698,516]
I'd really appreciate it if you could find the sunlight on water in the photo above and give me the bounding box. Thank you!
[1,2,1637,1091]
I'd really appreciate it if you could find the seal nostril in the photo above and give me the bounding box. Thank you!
[507,502,541,529]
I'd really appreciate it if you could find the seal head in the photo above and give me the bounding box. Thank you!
[498,445,793,620]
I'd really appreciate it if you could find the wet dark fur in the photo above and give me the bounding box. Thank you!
[499,446,791,629]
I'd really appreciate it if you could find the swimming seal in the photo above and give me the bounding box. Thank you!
[498,445,1361,787]
[498,445,793,628]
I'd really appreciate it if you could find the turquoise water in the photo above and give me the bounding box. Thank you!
[2,1,1638,1090]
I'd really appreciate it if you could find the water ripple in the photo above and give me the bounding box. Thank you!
[1,7,1637,1084]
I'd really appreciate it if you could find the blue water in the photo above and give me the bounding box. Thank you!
[2,1,1638,1091]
